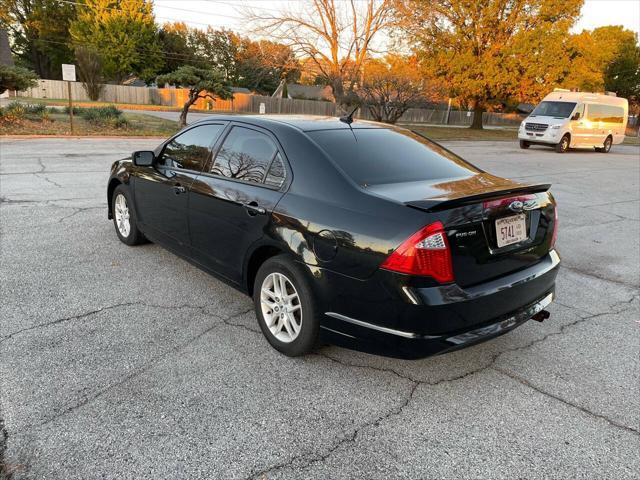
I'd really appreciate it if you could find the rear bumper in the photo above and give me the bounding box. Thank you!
[316,250,560,359]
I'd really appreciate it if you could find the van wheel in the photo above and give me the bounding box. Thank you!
[595,136,612,153]
[555,134,570,153]
[519,140,530,149]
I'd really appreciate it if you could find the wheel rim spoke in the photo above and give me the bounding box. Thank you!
[114,193,131,237]
[260,272,302,343]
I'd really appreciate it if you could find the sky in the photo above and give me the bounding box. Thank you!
[154,0,640,35]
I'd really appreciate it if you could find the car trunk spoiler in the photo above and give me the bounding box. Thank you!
[406,184,552,212]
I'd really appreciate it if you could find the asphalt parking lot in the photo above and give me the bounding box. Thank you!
[1,137,638,479]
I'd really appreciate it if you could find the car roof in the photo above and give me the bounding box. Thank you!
[192,114,389,132]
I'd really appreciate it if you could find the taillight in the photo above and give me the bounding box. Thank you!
[550,205,558,249]
[381,221,454,283]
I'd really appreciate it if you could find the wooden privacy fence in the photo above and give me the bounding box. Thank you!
[18,79,640,131]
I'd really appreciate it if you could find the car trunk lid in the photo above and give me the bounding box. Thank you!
[367,173,556,287]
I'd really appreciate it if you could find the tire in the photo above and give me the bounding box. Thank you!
[111,184,145,246]
[596,136,613,153]
[253,255,320,356]
[555,134,570,153]
[519,140,530,149]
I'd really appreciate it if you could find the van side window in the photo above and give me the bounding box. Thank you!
[574,104,585,119]
[587,104,624,124]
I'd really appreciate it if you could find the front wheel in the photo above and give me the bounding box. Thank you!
[555,134,570,153]
[253,255,319,356]
[112,185,146,245]
[519,140,530,149]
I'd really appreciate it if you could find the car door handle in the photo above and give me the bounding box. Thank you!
[173,185,186,195]
[243,202,266,215]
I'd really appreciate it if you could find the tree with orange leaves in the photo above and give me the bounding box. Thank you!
[396,0,583,129]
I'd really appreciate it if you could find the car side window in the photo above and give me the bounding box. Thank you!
[210,126,281,186]
[158,124,225,172]
[574,104,584,119]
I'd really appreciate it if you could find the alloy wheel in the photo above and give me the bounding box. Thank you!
[604,138,612,152]
[260,272,302,343]
[114,193,131,238]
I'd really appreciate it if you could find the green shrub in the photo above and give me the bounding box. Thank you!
[79,105,122,125]
[6,101,26,116]
[108,116,129,129]
[63,105,84,115]
[23,103,46,114]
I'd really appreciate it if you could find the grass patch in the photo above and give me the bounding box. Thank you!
[1,107,178,136]
[409,125,520,141]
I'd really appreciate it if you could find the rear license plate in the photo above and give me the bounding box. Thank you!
[495,214,527,248]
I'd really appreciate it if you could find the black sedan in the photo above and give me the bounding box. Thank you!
[107,115,559,359]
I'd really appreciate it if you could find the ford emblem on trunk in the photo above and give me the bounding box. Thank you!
[509,199,538,213]
[508,200,525,213]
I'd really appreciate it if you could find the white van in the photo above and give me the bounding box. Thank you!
[518,89,628,153]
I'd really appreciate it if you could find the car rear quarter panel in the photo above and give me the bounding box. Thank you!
[267,129,431,280]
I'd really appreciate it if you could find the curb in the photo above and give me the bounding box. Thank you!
[1,135,166,140]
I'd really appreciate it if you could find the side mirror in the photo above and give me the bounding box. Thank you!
[132,150,155,166]
[571,112,581,121]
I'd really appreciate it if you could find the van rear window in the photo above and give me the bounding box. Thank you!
[308,128,479,186]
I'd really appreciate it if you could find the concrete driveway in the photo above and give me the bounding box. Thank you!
[1,137,638,479]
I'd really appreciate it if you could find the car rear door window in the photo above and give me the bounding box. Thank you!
[308,128,479,186]
[264,152,286,188]
[211,126,281,186]
[158,124,225,171]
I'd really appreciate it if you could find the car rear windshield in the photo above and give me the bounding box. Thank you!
[530,101,577,118]
[307,128,479,186]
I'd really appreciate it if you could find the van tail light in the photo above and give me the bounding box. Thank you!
[550,205,558,249]
[381,221,454,283]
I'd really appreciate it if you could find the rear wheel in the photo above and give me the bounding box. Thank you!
[519,140,530,149]
[253,255,319,356]
[595,136,612,153]
[112,185,145,245]
[555,134,570,153]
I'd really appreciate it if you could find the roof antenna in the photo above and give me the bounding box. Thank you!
[339,105,359,141]
[339,105,359,125]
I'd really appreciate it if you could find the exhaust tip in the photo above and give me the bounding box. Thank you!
[531,310,550,322]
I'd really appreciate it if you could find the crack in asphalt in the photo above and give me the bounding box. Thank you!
[220,307,260,334]
[0,301,248,344]
[0,197,39,205]
[28,306,252,430]
[35,173,63,189]
[0,302,140,343]
[560,264,639,289]
[36,157,46,174]
[55,206,103,223]
[492,366,639,435]
[247,293,638,477]
[248,380,420,480]
[0,197,98,208]
[0,416,10,480]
